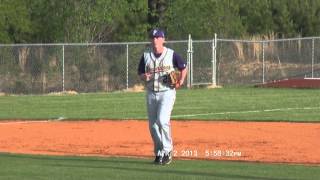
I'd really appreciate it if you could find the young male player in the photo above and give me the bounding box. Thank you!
[138,28,187,165]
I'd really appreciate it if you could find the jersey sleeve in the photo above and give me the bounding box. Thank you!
[173,52,187,70]
[137,55,145,75]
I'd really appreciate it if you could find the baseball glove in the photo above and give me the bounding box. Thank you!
[163,71,179,88]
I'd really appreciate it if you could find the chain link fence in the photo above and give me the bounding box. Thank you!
[216,38,320,86]
[0,37,320,94]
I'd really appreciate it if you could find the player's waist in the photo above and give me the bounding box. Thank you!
[146,87,173,93]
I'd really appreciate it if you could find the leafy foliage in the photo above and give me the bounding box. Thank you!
[0,0,32,43]
[1,0,320,43]
[1,0,320,94]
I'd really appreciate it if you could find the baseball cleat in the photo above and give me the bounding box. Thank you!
[161,152,172,165]
[154,156,162,165]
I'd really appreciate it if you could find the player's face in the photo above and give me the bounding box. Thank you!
[151,37,165,49]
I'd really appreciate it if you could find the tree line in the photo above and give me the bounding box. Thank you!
[1,0,320,43]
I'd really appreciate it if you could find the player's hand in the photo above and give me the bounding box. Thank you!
[141,73,153,82]
[175,80,183,89]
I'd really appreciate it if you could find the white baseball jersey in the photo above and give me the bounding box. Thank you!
[143,47,175,92]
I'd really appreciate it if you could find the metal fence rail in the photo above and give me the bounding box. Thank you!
[0,36,319,94]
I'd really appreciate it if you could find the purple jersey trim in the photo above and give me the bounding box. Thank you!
[173,52,187,70]
[137,52,187,75]
[138,55,146,75]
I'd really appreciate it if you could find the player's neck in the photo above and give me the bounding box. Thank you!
[153,46,165,55]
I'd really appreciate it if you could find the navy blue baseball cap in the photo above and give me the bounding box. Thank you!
[150,28,165,38]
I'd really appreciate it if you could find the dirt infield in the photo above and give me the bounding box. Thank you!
[0,120,319,165]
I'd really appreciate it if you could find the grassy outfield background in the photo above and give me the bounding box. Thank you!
[0,87,320,122]
[0,87,320,180]
[1,153,320,180]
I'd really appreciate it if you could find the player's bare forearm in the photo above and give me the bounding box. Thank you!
[179,68,187,84]
[176,68,187,88]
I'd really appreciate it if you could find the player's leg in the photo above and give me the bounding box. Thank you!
[146,91,163,163]
[158,89,176,164]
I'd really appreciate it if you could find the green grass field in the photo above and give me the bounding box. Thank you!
[0,153,319,180]
[1,87,319,180]
[0,87,319,122]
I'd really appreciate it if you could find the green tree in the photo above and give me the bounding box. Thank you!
[270,0,295,37]
[26,0,67,43]
[111,0,148,41]
[0,0,32,43]
[60,0,148,42]
[288,0,320,36]
[148,0,167,30]
[164,0,245,39]
[238,0,274,36]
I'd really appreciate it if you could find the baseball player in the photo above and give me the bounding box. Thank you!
[138,28,187,165]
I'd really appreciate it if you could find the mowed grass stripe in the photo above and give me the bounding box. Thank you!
[171,106,320,118]
[0,87,319,121]
[0,153,319,180]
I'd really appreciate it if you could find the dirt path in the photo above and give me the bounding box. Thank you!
[0,120,319,165]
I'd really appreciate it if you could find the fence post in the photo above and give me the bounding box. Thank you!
[187,34,193,88]
[212,33,217,86]
[262,42,265,84]
[312,38,314,78]
[126,44,129,90]
[62,44,65,92]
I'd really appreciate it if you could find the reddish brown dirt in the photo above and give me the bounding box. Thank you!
[256,78,320,88]
[0,120,319,165]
